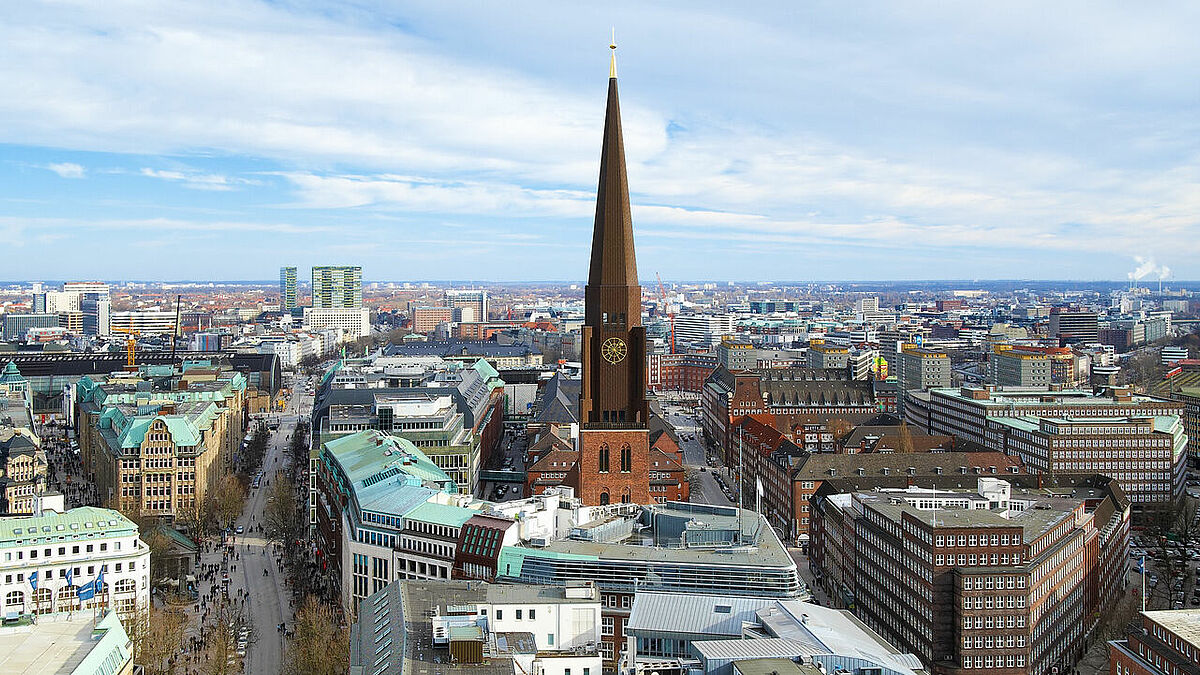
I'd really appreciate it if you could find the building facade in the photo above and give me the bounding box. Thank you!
[0,504,150,621]
[810,475,1130,675]
[1108,610,1200,675]
[311,266,363,309]
[279,266,298,311]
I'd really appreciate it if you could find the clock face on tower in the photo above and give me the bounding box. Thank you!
[601,337,628,364]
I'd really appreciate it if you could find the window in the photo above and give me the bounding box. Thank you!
[496,610,503,620]
[547,633,554,646]
[601,617,614,636]
[598,444,610,473]
[620,445,632,473]
[516,610,523,620]
[529,609,535,620]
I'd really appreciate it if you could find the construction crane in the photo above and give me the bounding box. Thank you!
[113,328,141,371]
[656,272,675,354]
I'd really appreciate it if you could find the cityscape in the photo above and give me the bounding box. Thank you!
[1,4,1198,675]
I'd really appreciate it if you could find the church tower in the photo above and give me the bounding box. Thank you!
[574,42,652,506]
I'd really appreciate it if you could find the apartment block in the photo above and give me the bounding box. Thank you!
[311,266,362,309]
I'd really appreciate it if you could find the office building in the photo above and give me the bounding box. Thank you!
[30,283,45,314]
[2,314,59,342]
[0,502,151,620]
[75,365,248,521]
[811,475,1130,675]
[717,339,755,371]
[1048,308,1099,346]
[411,306,454,334]
[913,385,1183,449]
[807,341,850,370]
[896,345,950,416]
[730,415,1020,545]
[987,345,1082,389]
[279,266,298,311]
[648,352,719,394]
[985,414,1185,517]
[350,580,602,675]
[445,289,489,323]
[673,314,735,349]
[311,265,362,309]
[57,310,84,334]
[1108,610,1200,675]
[109,309,178,336]
[0,611,136,675]
[302,306,370,340]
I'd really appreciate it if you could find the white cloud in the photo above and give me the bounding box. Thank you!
[46,162,85,178]
[1,1,1199,278]
[138,167,259,191]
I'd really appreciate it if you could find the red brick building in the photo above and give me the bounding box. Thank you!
[1109,610,1200,675]
[648,352,719,394]
[812,473,1130,675]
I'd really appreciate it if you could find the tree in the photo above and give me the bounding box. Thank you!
[264,473,301,544]
[143,529,173,583]
[897,422,916,453]
[176,494,217,541]
[282,596,350,675]
[212,475,247,530]
[200,601,253,675]
[127,606,187,675]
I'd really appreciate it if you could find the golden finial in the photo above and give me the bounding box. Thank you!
[609,28,617,78]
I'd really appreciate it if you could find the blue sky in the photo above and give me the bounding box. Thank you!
[2,1,1199,282]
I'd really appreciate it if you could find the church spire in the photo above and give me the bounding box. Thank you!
[588,39,638,288]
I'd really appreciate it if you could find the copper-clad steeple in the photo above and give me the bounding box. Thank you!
[587,40,639,289]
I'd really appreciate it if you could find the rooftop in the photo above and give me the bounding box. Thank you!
[1145,609,1200,647]
[0,506,137,548]
[0,611,132,675]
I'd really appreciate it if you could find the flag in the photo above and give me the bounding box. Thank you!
[77,577,94,601]
[28,571,37,590]
[64,568,73,588]
[756,476,764,498]
[1167,366,1183,379]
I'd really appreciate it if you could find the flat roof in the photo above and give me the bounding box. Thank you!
[1146,609,1200,646]
[0,611,131,675]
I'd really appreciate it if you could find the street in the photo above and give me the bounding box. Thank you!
[662,406,733,507]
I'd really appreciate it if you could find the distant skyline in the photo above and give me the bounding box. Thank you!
[2,2,1198,281]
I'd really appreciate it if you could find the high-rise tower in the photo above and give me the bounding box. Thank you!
[280,266,298,311]
[573,42,652,506]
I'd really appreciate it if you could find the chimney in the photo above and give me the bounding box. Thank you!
[934,466,943,475]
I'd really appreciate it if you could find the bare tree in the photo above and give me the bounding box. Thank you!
[212,475,247,530]
[282,596,350,675]
[263,473,301,545]
[201,601,253,675]
[127,606,187,675]
[897,422,916,454]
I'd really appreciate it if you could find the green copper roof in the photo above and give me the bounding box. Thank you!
[324,430,455,489]
[0,506,137,547]
[403,501,476,528]
[0,361,23,384]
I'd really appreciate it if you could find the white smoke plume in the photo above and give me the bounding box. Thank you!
[1128,256,1169,281]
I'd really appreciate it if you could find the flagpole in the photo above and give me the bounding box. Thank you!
[1142,555,1146,614]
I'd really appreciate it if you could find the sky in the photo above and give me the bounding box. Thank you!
[2,1,1199,283]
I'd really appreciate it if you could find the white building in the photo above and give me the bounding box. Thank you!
[0,502,150,622]
[109,309,178,337]
[673,314,734,349]
[303,307,370,340]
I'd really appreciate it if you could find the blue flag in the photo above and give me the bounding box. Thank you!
[65,568,73,587]
[28,571,37,590]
